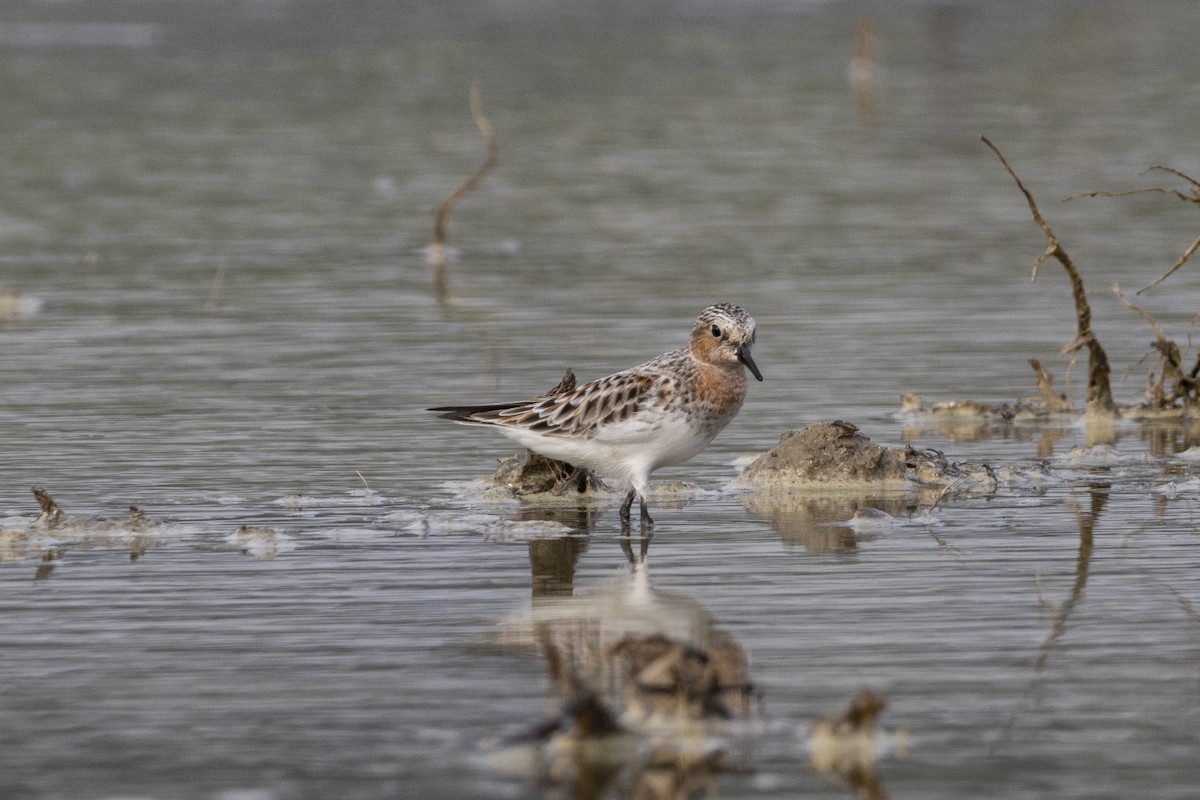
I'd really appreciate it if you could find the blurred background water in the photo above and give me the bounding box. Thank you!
[2,1,1200,798]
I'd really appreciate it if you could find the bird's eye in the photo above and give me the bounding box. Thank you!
[710,324,722,338]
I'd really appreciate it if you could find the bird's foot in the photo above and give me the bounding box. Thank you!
[619,489,654,529]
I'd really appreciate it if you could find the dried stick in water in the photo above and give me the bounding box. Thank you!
[1065,165,1200,295]
[1110,284,1199,409]
[429,84,499,303]
[982,136,1115,416]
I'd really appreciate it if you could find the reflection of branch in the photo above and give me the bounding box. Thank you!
[205,263,225,313]
[849,16,877,120]
[1035,485,1106,671]
[429,84,499,305]
[982,136,1115,415]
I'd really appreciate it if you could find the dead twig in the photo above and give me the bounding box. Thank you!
[1110,283,1200,410]
[429,84,499,304]
[1064,187,1195,204]
[1065,165,1200,295]
[1028,358,1074,413]
[982,136,1115,415]
[432,84,497,247]
[1065,165,1200,205]
[1143,233,1200,296]
[1109,283,1165,339]
[1143,164,1200,192]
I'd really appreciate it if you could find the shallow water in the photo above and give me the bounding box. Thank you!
[2,1,1200,798]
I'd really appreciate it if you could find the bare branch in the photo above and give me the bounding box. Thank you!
[1111,283,1200,408]
[1138,233,1200,295]
[981,136,1058,271]
[1029,358,1073,413]
[427,84,499,307]
[1142,164,1200,191]
[1064,186,1195,204]
[1056,163,1200,295]
[1110,283,1165,340]
[982,135,1115,415]
[432,84,498,248]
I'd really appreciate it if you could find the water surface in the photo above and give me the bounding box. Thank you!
[2,2,1200,798]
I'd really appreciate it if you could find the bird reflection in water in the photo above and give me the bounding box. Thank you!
[487,549,758,798]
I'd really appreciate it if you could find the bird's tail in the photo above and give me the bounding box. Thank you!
[427,402,530,422]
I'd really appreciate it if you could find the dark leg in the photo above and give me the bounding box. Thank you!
[619,488,636,526]
[618,490,636,561]
[620,489,654,528]
[638,495,654,527]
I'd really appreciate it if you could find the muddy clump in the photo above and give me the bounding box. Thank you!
[484,369,602,499]
[227,524,294,560]
[901,359,1076,427]
[733,421,998,493]
[1,487,165,573]
[493,450,598,497]
[735,421,908,487]
[30,486,154,533]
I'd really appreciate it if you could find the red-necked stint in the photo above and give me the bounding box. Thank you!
[430,303,762,527]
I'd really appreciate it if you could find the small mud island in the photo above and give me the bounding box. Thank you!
[732,420,1003,493]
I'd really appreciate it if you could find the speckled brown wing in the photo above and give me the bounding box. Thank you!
[431,370,667,439]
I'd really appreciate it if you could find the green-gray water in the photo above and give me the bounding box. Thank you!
[2,2,1199,798]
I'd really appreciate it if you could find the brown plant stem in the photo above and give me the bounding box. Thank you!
[429,84,499,305]
[982,136,1115,416]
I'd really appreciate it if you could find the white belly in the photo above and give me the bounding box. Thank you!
[490,411,724,487]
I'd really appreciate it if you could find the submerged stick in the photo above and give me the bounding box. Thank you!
[982,136,1115,416]
[428,84,499,305]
